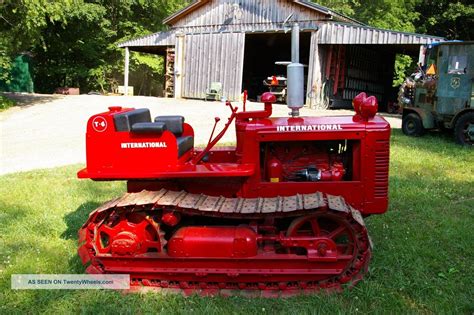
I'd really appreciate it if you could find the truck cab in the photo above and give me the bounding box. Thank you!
[400,42,474,145]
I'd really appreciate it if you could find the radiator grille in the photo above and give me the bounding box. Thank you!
[374,140,390,198]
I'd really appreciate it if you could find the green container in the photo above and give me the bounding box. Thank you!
[0,55,34,93]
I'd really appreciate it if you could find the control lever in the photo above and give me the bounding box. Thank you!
[208,117,221,144]
[192,101,238,164]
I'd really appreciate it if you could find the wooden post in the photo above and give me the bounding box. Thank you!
[306,31,325,109]
[164,47,175,98]
[124,47,130,96]
[174,33,185,99]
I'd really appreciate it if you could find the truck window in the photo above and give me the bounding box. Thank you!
[448,55,467,74]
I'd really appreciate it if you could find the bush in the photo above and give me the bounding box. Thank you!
[0,94,16,111]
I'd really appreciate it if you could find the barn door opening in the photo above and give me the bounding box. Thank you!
[242,32,311,102]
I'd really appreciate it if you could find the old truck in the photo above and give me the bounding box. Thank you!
[399,41,474,145]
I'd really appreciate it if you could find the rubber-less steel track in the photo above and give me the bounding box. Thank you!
[78,189,372,296]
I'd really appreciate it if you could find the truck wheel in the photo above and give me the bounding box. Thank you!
[402,113,425,137]
[454,112,474,146]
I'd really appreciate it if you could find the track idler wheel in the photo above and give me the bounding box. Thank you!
[287,212,357,256]
[286,211,371,286]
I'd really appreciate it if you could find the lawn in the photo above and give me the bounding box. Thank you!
[1,130,473,314]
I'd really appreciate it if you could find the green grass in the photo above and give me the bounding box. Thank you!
[0,95,16,111]
[1,130,473,314]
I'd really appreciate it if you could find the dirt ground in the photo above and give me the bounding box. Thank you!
[0,94,401,175]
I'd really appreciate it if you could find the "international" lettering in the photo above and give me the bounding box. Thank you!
[276,124,343,132]
[120,142,167,149]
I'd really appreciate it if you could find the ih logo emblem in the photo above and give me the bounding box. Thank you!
[450,77,461,89]
[92,116,108,132]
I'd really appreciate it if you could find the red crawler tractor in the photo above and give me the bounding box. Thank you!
[77,91,390,295]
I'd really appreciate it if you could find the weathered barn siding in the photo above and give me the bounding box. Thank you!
[317,22,444,45]
[171,0,328,33]
[183,32,245,100]
[306,31,327,109]
[174,0,329,101]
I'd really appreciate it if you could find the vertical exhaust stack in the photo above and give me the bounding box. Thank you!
[287,22,305,117]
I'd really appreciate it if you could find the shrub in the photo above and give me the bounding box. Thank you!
[0,94,16,111]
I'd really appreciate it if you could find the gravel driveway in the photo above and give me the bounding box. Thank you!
[0,94,401,175]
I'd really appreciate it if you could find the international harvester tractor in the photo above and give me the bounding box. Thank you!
[77,24,391,295]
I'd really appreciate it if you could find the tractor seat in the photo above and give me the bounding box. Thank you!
[154,115,194,157]
[130,122,167,134]
[114,108,151,131]
[115,109,168,135]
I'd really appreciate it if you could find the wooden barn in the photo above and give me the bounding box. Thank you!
[119,0,443,109]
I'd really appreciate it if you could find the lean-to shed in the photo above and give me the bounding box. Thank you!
[119,0,444,109]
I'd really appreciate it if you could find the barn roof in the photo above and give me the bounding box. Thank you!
[162,0,364,26]
[118,1,444,52]
[118,21,444,53]
[118,31,175,54]
[318,22,444,45]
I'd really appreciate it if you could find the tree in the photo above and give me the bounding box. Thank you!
[0,0,71,83]
[315,0,360,17]
[1,0,190,93]
[317,0,421,32]
[415,0,474,40]
[316,0,473,39]
[32,3,111,93]
[86,0,190,94]
[315,0,436,86]
[6,0,471,94]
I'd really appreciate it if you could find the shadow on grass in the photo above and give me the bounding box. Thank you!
[72,177,126,202]
[1,92,64,107]
[391,128,472,153]
[61,201,101,241]
[61,202,101,275]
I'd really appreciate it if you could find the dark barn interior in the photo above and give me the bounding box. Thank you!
[242,32,311,101]
[323,44,398,111]
[241,33,417,111]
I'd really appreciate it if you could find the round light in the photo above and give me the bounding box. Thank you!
[261,92,277,103]
[360,96,378,119]
[353,92,378,120]
[352,92,367,115]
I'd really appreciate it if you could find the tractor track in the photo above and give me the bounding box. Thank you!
[78,189,372,296]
